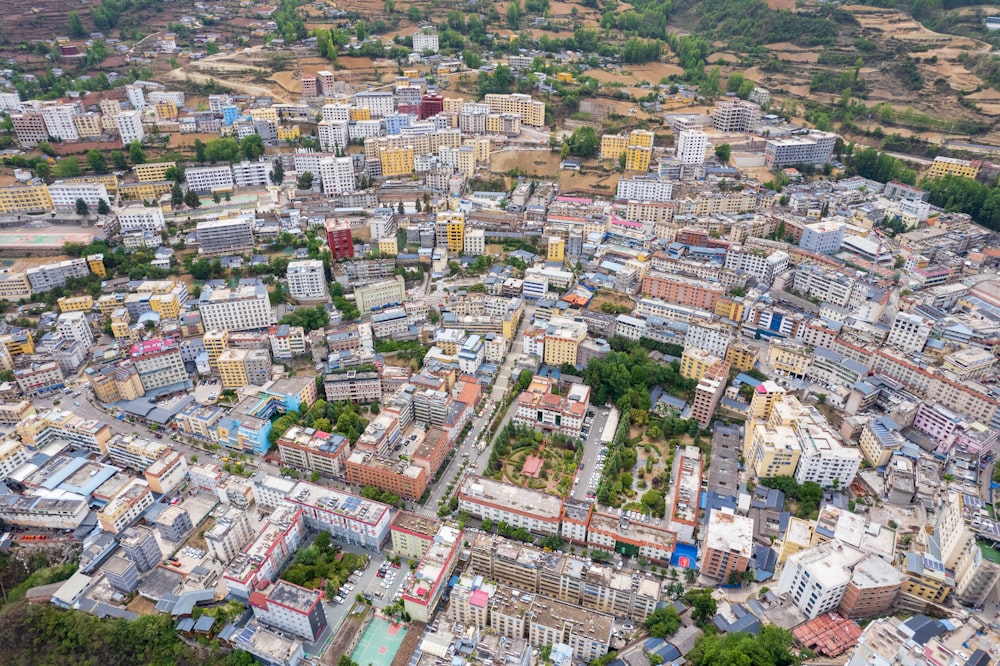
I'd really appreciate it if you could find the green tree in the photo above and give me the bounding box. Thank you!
[86,149,108,174]
[688,625,799,666]
[53,157,81,178]
[110,150,128,170]
[715,143,731,163]
[240,134,265,161]
[297,172,314,189]
[97,199,111,215]
[645,606,681,638]
[170,182,184,208]
[507,0,521,29]
[67,11,86,38]
[128,141,146,165]
[194,138,207,163]
[75,198,89,216]
[269,161,284,185]
[183,190,202,208]
[567,126,598,157]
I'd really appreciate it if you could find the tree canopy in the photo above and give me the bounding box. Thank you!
[689,625,799,666]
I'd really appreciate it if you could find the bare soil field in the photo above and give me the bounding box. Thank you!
[490,149,563,178]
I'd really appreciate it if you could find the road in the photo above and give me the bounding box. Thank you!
[416,305,535,516]
[571,406,612,502]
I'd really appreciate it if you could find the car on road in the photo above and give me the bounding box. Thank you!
[73,401,80,406]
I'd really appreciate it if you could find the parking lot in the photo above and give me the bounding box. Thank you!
[572,407,612,503]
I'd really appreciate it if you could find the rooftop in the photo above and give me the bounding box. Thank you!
[460,475,563,520]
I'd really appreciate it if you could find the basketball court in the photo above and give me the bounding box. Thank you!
[351,617,407,666]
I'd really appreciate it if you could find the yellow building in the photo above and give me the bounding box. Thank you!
[57,295,94,313]
[217,349,250,389]
[133,162,177,183]
[249,107,279,124]
[0,272,32,301]
[680,348,722,381]
[767,340,811,379]
[628,129,655,148]
[403,69,420,79]
[0,330,33,356]
[110,308,133,341]
[377,237,398,256]
[443,98,464,114]
[625,145,652,173]
[66,175,120,198]
[154,100,178,120]
[748,381,785,420]
[381,146,415,177]
[743,415,802,479]
[927,156,979,180]
[439,211,465,254]
[203,330,229,369]
[464,137,491,163]
[778,517,815,563]
[119,181,173,201]
[456,145,476,177]
[0,184,52,214]
[556,71,574,83]
[349,107,372,121]
[277,125,300,141]
[547,236,565,263]
[96,294,123,317]
[901,559,951,604]
[483,93,545,128]
[73,113,103,138]
[600,134,628,161]
[542,321,587,367]
[724,340,758,372]
[714,296,744,322]
[149,293,180,319]
[86,254,107,279]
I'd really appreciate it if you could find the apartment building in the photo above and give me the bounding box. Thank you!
[324,218,354,260]
[323,370,382,403]
[250,581,328,641]
[676,129,710,165]
[130,338,188,391]
[14,361,64,397]
[355,275,406,313]
[701,508,754,581]
[886,311,932,354]
[224,501,306,599]
[542,319,587,367]
[196,216,255,255]
[839,554,906,619]
[56,311,94,349]
[724,247,789,285]
[641,271,724,311]
[40,104,80,142]
[712,99,761,133]
[390,512,442,560]
[285,260,327,302]
[402,524,462,622]
[680,348,723,382]
[199,285,273,332]
[459,475,563,536]
[514,376,590,438]
[275,425,350,478]
[0,183,52,214]
[11,112,48,147]
[483,93,545,127]
[615,176,674,202]
[16,407,113,455]
[117,206,166,233]
[764,131,837,168]
[927,156,980,180]
[116,109,144,145]
[205,506,255,563]
[691,360,729,427]
[186,165,235,193]
[119,526,161,572]
[778,541,866,619]
[48,181,110,210]
[97,479,154,533]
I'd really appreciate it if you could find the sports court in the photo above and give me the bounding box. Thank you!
[0,227,95,252]
[351,617,407,666]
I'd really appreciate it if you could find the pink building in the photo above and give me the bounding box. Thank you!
[912,402,961,454]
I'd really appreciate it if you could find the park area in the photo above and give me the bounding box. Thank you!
[488,421,581,498]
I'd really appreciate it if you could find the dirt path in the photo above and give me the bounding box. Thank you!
[162,69,289,103]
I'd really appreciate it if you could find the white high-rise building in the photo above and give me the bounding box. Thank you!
[286,260,327,302]
[317,120,349,152]
[199,285,275,332]
[41,105,80,142]
[615,177,673,202]
[125,85,146,109]
[412,32,439,53]
[117,206,166,233]
[676,130,709,165]
[116,110,145,146]
[777,541,865,619]
[886,312,931,354]
[56,311,94,350]
[319,157,355,195]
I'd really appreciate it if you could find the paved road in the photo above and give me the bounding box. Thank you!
[571,406,612,502]
[416,306,534,516]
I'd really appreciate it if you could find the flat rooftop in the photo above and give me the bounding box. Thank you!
[265,580,321,612]
[390,511,442,539]
[460,475,562,520]
[705,509,754,558]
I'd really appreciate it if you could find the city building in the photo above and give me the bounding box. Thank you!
[701,508,754,581]
[459,475,563,536]
[286,260,327,302]
[249,580,328,641]
[402,524,462,622]
[514,376,590,438]
[196,216,255,256]
[199,285,274,332]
